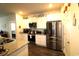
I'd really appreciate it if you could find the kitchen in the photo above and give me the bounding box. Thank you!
[0,3,64,56]
[0,3,79,56]
[16,12,63,50]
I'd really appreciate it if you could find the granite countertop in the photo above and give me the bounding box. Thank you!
[21,33,46,35]
[4,39,28,56]
[22,28,46,35]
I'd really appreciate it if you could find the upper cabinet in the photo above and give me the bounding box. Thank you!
[37,17,47,29]
[23,17,47,29]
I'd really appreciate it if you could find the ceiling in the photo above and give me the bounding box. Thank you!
[0,3,64,15]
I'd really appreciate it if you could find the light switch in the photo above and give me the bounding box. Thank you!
[78,25,79,29]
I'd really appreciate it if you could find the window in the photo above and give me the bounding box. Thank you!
[11,23,15,31]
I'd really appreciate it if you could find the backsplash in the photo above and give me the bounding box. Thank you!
[23,28,46,35]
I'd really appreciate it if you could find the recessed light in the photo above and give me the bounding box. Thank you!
[18,11,23,15]
[48,4,53,9]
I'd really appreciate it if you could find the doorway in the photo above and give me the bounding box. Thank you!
[10,22,16,39]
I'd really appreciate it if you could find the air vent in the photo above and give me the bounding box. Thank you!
[23,16,28,19]
[32,13,45,17]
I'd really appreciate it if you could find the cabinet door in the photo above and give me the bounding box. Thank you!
[36,35,46,47]
[40,35,46,47]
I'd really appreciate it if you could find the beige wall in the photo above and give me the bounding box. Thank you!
[61,4,79,56]
[16,14,28,48]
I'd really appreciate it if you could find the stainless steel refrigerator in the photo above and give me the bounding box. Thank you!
[46,21,62,51]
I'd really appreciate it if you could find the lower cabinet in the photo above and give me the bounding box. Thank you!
[35,35,46,47]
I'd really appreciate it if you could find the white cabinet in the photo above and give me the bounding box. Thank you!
[36,35,46,47]
[37,17,46,29]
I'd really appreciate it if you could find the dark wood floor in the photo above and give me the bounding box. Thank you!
[28,43,65,56]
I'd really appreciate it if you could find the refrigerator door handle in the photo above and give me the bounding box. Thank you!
[50,36,56,39]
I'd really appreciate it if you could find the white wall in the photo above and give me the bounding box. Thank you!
[0,16,9,31]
